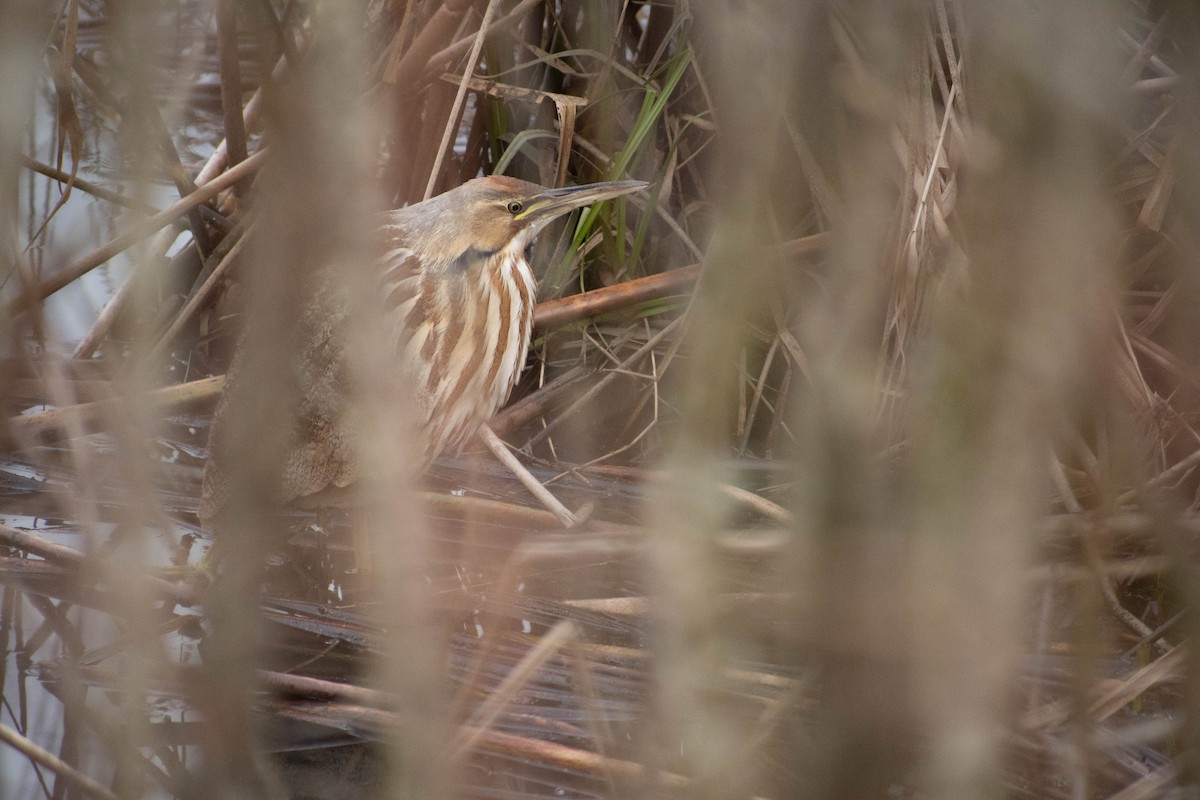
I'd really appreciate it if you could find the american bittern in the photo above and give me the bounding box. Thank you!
[198,176,644,525]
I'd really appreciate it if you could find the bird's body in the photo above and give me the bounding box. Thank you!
[377,178,542,467]
[198,175,643,526]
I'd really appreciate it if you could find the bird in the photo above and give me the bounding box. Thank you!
[198,175,645,526]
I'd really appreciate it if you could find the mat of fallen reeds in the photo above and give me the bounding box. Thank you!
[2,1,1200,799]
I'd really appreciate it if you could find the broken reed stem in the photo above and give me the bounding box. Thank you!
[531,232,827,330]
[478,424,579,527]
[0,723,120,800]
[20,156,163,214]
[468,728,690,790]
[533,263,699,329]
[0,524,198,606]
[2,376,224,447]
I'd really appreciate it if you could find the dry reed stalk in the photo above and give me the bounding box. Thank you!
[3,2,1200,799]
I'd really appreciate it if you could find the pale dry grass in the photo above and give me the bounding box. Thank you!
[1,1,1198,799]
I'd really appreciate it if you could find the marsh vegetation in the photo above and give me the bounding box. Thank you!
[2,1,1199,798]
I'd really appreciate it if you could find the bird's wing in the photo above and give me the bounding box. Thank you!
[281,274,360,504]
[199,272,360,523]
[201,223,427,523]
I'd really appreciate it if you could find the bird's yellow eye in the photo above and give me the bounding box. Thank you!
[506,200,524,214]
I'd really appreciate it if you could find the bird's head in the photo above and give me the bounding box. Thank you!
[403,175,646,263]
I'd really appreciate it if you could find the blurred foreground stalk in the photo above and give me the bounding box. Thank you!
[652,2,1125,799]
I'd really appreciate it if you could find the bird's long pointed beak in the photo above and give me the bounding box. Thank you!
[515,179,647,223]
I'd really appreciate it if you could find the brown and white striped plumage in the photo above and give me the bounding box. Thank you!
[199,175,642,524]
[378,178,541,466]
